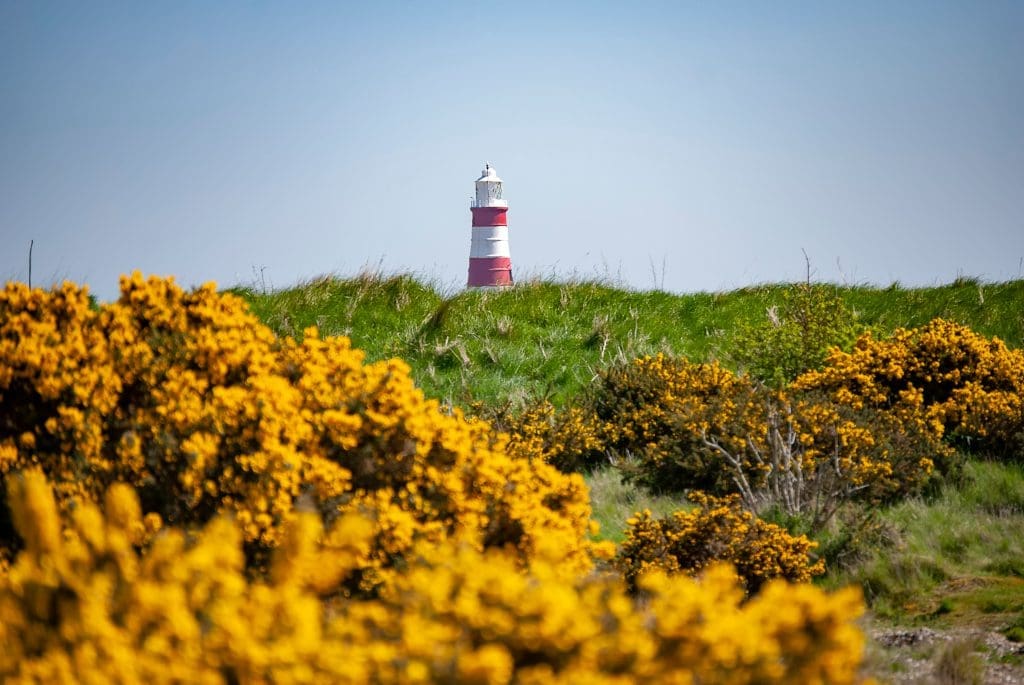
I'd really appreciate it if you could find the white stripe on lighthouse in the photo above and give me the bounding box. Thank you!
[470,226,511,258]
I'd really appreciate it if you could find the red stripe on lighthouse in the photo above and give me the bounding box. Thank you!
[471,207,508,227]
[468,257,513,287]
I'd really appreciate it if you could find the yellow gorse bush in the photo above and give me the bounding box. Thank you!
[596,355,765,493]
[0,472,870,684]
[505,356,759,489]
[613,356,944,510]
[512,353,944,528]
[617,492,825,594]
[794,318,1024,459]
[504,400,606,471]
[0,274,596,580]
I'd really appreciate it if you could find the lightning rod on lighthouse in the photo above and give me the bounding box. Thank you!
[467,163,513,288]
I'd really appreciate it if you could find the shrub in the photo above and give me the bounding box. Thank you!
[616,492,825,594]
[592,354,761,492]
[499,399,607,472]
[698,388,948,527]
[1006,614,1024,643]
[727,280,860,388]
[794,318,1024,459]
[0,472,871,684]
[0,275,597,581]
[577,354,944,528]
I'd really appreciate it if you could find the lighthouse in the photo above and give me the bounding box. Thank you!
[468,163,513,288]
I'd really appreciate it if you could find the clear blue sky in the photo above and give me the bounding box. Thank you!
[2,1,1022,301]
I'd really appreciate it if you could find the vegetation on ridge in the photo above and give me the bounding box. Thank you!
[234,273,1024,409]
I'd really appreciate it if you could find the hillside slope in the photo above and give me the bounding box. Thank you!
[234,274,1024,408]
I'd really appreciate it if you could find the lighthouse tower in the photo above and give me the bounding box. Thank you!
[468,163,513,288]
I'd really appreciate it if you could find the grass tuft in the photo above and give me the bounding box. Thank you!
[584,466,683,544]
[934,637,985,685]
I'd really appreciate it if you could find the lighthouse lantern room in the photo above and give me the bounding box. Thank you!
[467,163,513,288]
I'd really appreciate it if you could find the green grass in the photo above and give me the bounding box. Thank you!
[584,467,684,543]
[234,273,1024,409]
[844,277,1024,342]
[820,461,1024,632]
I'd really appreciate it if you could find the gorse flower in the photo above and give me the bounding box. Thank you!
[0,472,870,684]
[794,319,1024,460]
[0,274,596,579]
[617,492,825,594]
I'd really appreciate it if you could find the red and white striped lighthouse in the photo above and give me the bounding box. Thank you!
[467,163,513,288]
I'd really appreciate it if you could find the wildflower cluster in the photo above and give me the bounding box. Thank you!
[617,492,825,594]
[0,275,596,579]
[794,319,1024,459]
[0,472,870,684]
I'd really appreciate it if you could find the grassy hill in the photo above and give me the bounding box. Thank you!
[234,273,1024,409]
